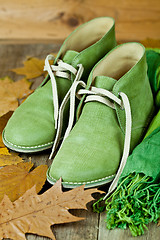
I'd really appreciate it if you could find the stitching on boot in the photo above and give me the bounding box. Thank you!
[48,174,115,185]
[3,135,54,149]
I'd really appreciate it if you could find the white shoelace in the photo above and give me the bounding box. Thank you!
[50,78,132,195]
[49,76,132,196]
[49,79,85,159]
[44,54,83,129]
[78,87,132,198]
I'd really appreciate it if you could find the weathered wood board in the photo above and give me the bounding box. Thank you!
[0,44,159,240]
[0,0,160,43]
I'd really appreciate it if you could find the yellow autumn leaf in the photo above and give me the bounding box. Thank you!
[0,77,32,116]
[0,111,13,148]
[11,57,46,79]
[0,153,23,167]
[0,148,11,155]
[0,162,48,202]
[0,111,23,166]
[0,146,23,167]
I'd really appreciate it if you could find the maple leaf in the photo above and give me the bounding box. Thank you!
[0,111,13,148]
[0,179,102,240]
[0,111,24,167]
[0,147,10,155]
[0,151,23,167]
[0,162,47,202]
[11,57,46,79]
[0,77,32,116]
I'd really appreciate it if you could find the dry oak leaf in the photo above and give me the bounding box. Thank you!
[0,162,47,202]
[0,147,10,155]
[0,151,23,167]
[0,77,32,116]
[0,179,102,240]
[11,57,46,79]
[0,111,13,148]
[0,143,23,167]
[0,111,23,167]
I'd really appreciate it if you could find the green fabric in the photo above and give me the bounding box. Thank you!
[147,48,160,54]
[93,48,160,237]
[96,128,160,237]
[146,49,160,108]
[3,17,116,153]
[47,42,154,188]
[120,127,160,182]
[144,49,160,137]
[146,50,160,97]
[145,109,160,138]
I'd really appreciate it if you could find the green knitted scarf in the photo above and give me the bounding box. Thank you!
[93,49,160,237]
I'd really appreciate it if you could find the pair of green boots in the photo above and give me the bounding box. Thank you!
[3,17,154,190]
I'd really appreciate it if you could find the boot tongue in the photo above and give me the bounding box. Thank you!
[62,50,79,64]
[94,76,117,91]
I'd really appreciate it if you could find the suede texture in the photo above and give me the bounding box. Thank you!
[3,17,116,152]
[113,50,154,150]
[47,43,155,188]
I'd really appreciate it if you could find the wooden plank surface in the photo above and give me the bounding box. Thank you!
[0,43,159,240]
[98,212,160,240]
[0,0,160,43]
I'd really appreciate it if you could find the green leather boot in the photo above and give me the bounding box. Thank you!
[3,17,116,153]
[47,42,155,189]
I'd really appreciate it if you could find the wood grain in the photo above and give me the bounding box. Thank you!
[98,212,160,240]
[0,43,159,240]
[0,0,160,43]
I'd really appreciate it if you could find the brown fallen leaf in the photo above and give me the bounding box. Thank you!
[0,111,24,167]
[158,219,160,226]
[0,151,23,167]
[0,77,32,116]
[0,111,13,147]
[11,57,46,79]
[0,162,47,202]
[0,147,11,155]
[0,179,102,240]
[0,111,23,166]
